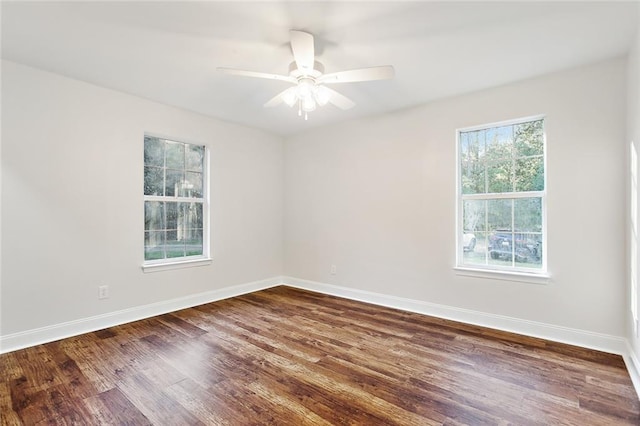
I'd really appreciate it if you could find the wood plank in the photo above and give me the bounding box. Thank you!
[0,381,23,426]
[94,387,151,425]
[115,373,206,425]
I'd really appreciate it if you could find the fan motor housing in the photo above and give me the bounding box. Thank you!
[289,61,324,79]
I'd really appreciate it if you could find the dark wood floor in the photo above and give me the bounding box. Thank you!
[1,286,639,425]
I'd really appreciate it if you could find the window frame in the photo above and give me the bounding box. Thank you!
[455,115,548,277]
[142,133,211,272]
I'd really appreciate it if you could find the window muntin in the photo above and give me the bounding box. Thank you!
[457,117,546,273]
[144,135,208,263]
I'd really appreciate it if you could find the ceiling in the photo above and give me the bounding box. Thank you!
[2,1,638,136]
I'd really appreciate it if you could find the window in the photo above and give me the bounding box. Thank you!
[144,135,208,265]
[457,116,546,274]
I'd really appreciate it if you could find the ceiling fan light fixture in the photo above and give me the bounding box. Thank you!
[219,30,393,120]
[297,80,313,98]
[282,87,298,107]
[314,85,331,106]
[301,95,316,112]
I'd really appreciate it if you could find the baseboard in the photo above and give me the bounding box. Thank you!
[625,343,640,399]
[0,276,283,354]
[282,276,630,357]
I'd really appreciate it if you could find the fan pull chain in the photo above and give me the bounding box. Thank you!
[298,101,302,117]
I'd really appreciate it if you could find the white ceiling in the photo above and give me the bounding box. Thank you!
[2,1,638,136]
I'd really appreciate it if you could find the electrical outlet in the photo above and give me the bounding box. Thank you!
[330,264,337,275]
[98,285,109,300]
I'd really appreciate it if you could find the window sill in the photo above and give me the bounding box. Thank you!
[142,257,212,273]
[454,266,550,285]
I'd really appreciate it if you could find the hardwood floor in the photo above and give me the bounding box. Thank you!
[1,286,639,425]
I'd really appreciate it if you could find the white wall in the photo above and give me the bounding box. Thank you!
[285,58,628,337]
[1,60,283,336]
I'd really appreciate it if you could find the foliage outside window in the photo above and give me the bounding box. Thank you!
[458,117,546,273]
[144,135,207,263]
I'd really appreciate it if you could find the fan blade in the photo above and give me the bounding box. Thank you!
[318,65,395,84]
[217,67,296,84]
[324,87,355,110]
[290,30,315,73]
[263,91,285,108]
[264,87,297,108]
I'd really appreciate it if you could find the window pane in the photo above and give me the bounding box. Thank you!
[144,166,164,196]
[513,198,543,268]
[514,198,542,231]
[487,125,513,147]
[185,172,203,198]
[514,231,542,268]
[460,132,479,162]
[166,230,185,258]
[166,202,179,230]
[488,228,515,266]
[461,160,485,194]
[486,160,514,193]
[514,120,544,156]
[460,132,470,159]
[145,201,164,231]
[470,130,486,157]
[463,232,487,266]
[186,229,203,256]
[461,130,486,159]
[144,136,164,167]
[463,199,486,232]
[186,145,204,171]
[485,126,513,161]
[193,203,203,228]
[487,199,512,231]
[145,231,165,260]
[487,200,515,265]
[166,142,185,169]
[165,170,184,197]
[180,202,202,230]
[462,200,486,267]
[515,156,544,191]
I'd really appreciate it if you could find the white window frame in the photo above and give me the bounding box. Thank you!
[142,134,211,272]
[455,115,548,279]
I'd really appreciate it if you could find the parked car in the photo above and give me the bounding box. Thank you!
[488,230,541,262]
[463,233,476,252]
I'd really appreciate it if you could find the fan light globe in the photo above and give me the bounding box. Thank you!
[315,85,331,106]
[302,96,316,112]
[282,87,298,107]
[298,80,313,98]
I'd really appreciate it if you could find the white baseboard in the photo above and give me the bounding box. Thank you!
[625,343,640,399]
[283,276,630,356]
[0,276,283,354]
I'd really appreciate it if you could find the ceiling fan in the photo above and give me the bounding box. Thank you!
[217,30,395,120]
